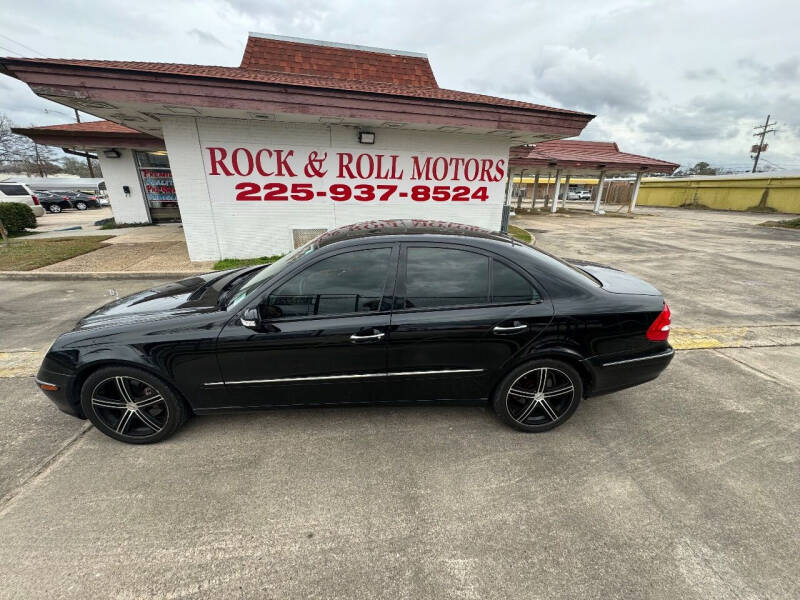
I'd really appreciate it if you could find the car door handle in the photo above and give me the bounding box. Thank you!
[493,323,528,335]
[350,331,386,343]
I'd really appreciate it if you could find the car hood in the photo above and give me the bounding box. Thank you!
[568,260,662,296]
[74,267,259,329]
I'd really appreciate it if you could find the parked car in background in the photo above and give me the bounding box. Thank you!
[567,190,581,200]
[36,220,674,444]
[577,190,592,200]
[35,191,73,214]
[58,191,102,210]
[0,182,45,217]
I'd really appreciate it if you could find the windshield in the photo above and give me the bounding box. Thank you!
[226,240,319,309]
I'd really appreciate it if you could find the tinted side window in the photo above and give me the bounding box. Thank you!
[0,184,28,196]
[265,248,391,318]
[492,260,538,304]
[405,247,489,309]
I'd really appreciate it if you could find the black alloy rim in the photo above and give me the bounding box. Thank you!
[90,376,169,437]
[505,367,575,426]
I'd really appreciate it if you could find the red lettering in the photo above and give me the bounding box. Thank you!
[255,149,274,176]
[411,156,431,180]
[389,155,404,179]
[275,150,296,177]
[448,157,464,180]
[432,157,448,181]
[494,159,506,181]
[375,155,390,179]
[464,158,479,181]
[207,147,233,176]
[231,148,254,176]
[479,159,494,183]
[356,154,374,179]
[338,153,356,178]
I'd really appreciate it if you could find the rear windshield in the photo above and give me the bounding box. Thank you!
[0,184,28,196]
[515,243,601,287]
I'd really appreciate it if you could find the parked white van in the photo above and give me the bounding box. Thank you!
[0,182,45,217]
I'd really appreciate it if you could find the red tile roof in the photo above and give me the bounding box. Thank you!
[240,35,439,88]
[510,140,678,172]
[4,43,587,116]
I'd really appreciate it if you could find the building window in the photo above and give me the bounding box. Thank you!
[135,151,177,208]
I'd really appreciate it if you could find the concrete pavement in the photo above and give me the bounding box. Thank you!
[0,207,798,599]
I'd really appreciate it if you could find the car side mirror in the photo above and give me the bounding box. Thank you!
[240,307,260,330]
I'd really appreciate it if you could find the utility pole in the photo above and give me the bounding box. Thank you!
[74,108,95,177]
[751,114,776,173]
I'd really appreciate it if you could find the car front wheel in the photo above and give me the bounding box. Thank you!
[74,201,88,210]
[493,359,583,432]
[80,366,189,444]
[48,204,62,213]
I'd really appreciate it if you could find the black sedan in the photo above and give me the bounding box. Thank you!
[36,191,73,213]
[36,220,673,444]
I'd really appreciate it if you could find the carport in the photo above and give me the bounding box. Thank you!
[507,140,678,213]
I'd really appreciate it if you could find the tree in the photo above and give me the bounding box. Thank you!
[61,156,102,178]
[0,114,26,164]
[674,161,720,177]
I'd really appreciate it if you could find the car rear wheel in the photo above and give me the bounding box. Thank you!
[48,204,62,213]
[80,366,189,444]
[493,359,583,432]
[74,201,88,210]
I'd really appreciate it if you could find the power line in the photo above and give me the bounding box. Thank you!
[0,44,22,57]
[0,33,45,57]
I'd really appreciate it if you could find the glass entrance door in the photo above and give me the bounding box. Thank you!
[135,151,181,223]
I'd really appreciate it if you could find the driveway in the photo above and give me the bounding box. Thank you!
[34,206,112,232]
[0,207,798,599]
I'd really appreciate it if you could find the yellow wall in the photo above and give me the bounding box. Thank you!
[638,176,800,214]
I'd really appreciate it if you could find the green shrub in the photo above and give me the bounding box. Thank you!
[0,202,37,234]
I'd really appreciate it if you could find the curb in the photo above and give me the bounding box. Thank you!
[0,271,210,281]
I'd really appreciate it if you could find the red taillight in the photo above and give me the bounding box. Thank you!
[646,303,671,341]
[32,194,40,205]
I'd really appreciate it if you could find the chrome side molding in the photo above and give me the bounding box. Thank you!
[204,368,484,387]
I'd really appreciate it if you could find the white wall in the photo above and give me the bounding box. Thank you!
[162,116,511,262]
[98,149,150,224]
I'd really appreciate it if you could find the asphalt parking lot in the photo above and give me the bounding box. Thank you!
[1,207,798,599]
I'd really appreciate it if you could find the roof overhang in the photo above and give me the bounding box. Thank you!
[508,143,679,175]
[10,124,164,151]
[1,58,593,144]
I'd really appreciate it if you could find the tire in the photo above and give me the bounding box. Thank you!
[75,201,88,210]
[48,204,62,213]
[80,366,189,444]
[493,359,583,433]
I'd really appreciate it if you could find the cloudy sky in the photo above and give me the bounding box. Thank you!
[1,0,798,170]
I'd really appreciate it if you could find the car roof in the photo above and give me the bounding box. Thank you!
[315,220,515,248]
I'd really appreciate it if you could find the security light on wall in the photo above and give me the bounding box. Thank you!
[358,131,375,144]
[103,149,121,158]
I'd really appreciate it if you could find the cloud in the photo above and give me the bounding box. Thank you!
[737,56,800,83]
[188,29,227,47]
[684,67,725,82]
[520,46,651,115]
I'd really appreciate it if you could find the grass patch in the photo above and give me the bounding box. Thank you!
[0,236,112,271]
[213,255,284,270]
[508,225,533,244]
[759,217,800,229]
[98,219,153,230]
[745,205,777,213]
